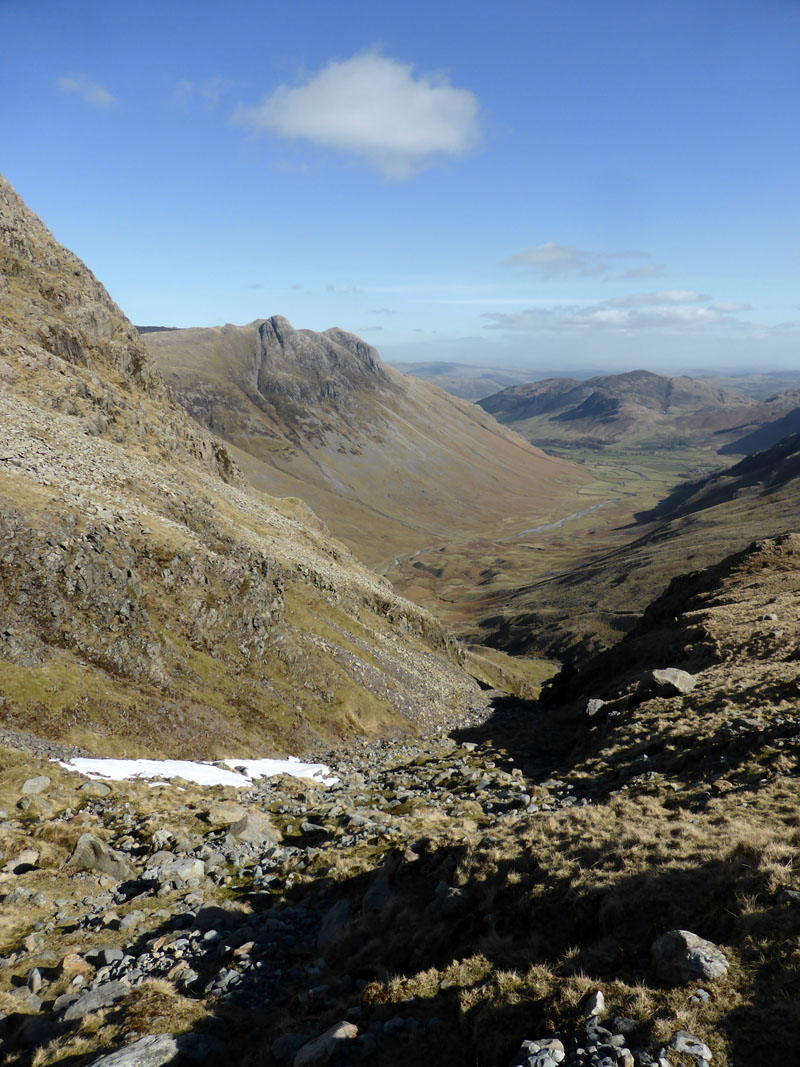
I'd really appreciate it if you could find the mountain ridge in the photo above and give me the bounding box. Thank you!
[479,369,799,451]
[143,319,589,572]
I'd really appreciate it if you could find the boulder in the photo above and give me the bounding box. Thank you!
[641,668,696,697]
[294,1022,358,1066]
[670,1030,713,1061]
[66,833,136,881]
[85,1035,179,1066]
[226,810,282,846]
[651,929,728,984]
[16,794,54,816]
[56,979,130,1021]
[581,989,605,1018]
[22,775,51,794]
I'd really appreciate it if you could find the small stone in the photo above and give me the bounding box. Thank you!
[61,952,94,978]
[670,1030,712,1061]
[2,849,39,874]
[582,989,605,1017]
[78,781,113,797]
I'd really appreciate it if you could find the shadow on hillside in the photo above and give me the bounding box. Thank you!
[8,805,800,1067]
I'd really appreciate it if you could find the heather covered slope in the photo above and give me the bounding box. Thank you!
[479,369,797,451]
[144,321,588,569]
[0,174,485,756]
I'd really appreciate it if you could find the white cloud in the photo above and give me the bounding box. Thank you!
[605,290,710,307]
[505,243,609,278]
[621,262,665,280]
[234,49,481,179]
[58,74,116,108]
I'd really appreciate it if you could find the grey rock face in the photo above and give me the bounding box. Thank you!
[651,930,729,983]
[66,833,136,881]
[317,898,351,954]
[56,980,130,1021]
[362,859,394,914]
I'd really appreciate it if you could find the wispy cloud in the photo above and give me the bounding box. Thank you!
[710,301,752,313]
[505,243,671,282]
[621,262,665,280]
[483,297,751,332]
[326,284,363,295]
[505,243,609,278]
[58,74,116,108]
[175,77,231,109]
[605,290,710,308]
[233,49,481,179]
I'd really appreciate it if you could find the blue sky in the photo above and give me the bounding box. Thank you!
[2,0,799,373]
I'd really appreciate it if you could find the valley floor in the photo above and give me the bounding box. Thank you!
[387,444,733,642]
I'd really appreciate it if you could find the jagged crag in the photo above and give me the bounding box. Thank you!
[2,175,800,1067]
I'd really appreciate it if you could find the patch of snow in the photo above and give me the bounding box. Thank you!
[57,756,338,788]
[222,757,339,786]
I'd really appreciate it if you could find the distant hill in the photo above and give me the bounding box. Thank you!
[389,360,536,401]
[479,369,798,451]
[144,321,588,569]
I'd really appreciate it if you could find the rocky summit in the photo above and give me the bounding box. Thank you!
[143,317,586,573]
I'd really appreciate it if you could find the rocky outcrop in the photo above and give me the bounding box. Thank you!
[0,173,486,755]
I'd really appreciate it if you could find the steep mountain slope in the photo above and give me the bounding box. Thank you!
[718,399,800,456]
[0,173,485,756]
[476,433,800,662]
[479,369,796,451]
[143,323,587,569]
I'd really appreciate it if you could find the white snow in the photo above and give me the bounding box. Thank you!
[57,756,338,788]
